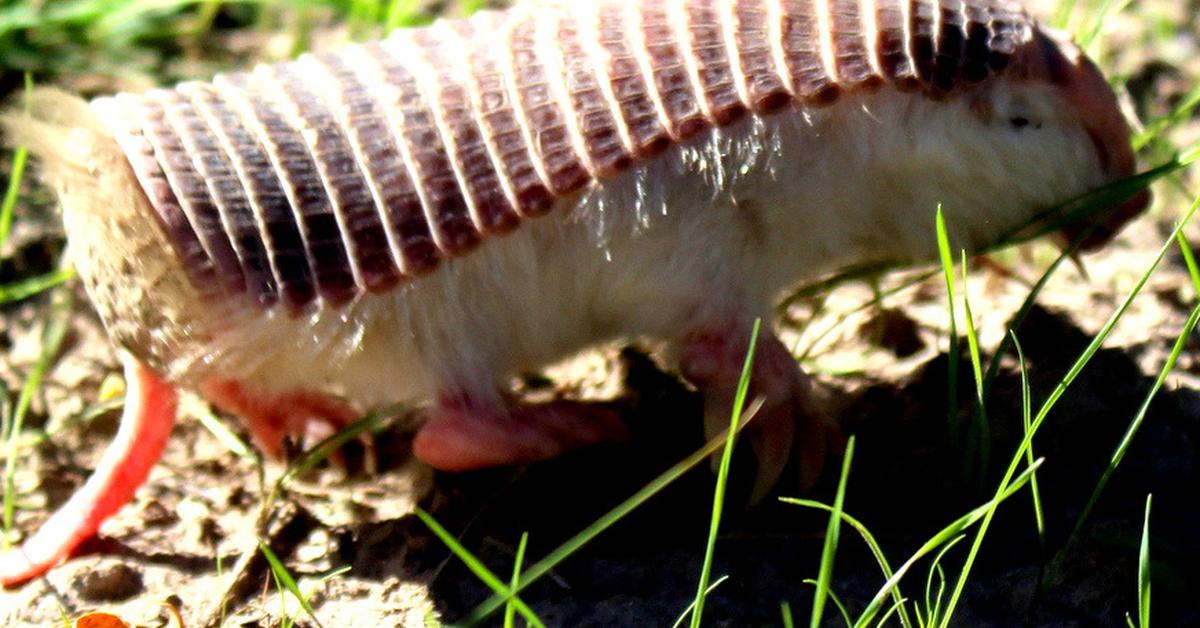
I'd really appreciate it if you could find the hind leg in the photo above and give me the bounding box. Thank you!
[413,393,629,471]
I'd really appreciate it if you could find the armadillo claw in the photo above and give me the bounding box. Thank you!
[681,325,824,503]
[200,379,362,460]
[0,353,178,588]
[413,398,629,471]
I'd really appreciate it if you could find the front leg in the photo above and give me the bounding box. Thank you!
[679,321,831,501]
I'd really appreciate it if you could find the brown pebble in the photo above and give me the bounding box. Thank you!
[140,499,176,526]
[78,562,145,602]
[860,308,926,358]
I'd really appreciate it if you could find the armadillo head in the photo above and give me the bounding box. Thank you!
[976,26,1147,250]
[827,22,1146,265]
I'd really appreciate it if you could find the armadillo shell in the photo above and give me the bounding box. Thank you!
[90,0,1034,314]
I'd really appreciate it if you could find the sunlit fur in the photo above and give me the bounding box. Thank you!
[168,76,1108,414]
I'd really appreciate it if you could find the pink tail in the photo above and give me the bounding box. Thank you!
[1,354,177,587]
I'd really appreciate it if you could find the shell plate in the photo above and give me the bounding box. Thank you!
[91,0,1034,314]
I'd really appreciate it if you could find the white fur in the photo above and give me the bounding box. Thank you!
[179,79,1103,412]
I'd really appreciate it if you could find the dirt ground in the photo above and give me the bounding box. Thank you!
[4,218,1200,628]
[2,1,1200,627]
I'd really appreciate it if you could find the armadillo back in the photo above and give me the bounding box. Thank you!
[79,0,1035,318]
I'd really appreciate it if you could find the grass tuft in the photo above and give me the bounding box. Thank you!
[463,396,765,625]
[939,192,1200,626]
[416,508,546,628]
[1051,230,1200,576]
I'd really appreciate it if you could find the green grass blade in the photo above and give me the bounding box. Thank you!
[1056,296,1200,571]
[384,0,422,29]
[278,402,401,486]
[784,159,1179,327]
[923,536,965,626]
[1012,334,1045,542]
[802,577,852,627]
[259,541,323,628]
[673,575,730,628]
[1053,231,1200,569]
[2,290,71,545]
[876,597,911,628]
[1181,145,1200,166]
[261,402,402,517]
[0,148,28,253]
[779,497,913,628]
[0,73,33,247]
[1138,494,1152,628]
[971,230,1094,463]
[463,398,763,625]
[415,508,546,628]
[997,159,1181,248]
[935,207,961,440]
[689,318,760,628]
[852,461,1042,628]
[939,194,1200,628]
[461,0,487,15]
[793,268,939,363]
[1079,0,1128,53]
[320,564,351,582]
[0,397,122,456]
[958,251,989,481]
[195,406,258,463]
[810,435,855,628]
[781,601,796,628]
[1052,0,1077,30]
[0,268,76,305]
[1175,231,1200,293]
[1134,84,1200,151]
[505,532,529,628]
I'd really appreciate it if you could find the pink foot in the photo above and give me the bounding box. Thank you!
[413,396,629,471]
[201,380,361,460]
[680,324,830,502]
[1,353,178,587]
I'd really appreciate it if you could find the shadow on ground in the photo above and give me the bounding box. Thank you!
[331,305,1200,627]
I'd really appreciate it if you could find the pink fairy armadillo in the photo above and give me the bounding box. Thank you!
[0,0,1147,586]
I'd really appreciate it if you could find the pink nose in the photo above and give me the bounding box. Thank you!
[1073,188,1152,251]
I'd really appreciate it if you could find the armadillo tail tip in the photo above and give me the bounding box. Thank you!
[0,354,177,588]
[2,88,146,238]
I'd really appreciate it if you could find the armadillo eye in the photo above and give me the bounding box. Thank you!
[1009,116,1043,130]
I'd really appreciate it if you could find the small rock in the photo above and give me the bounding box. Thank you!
[859,308,925,358]
[77,563,144,602]
[140,499,176,526]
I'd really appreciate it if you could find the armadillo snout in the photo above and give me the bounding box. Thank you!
[1013,27,1148,249]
